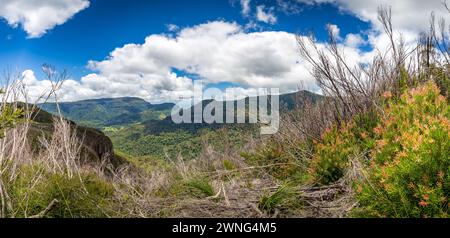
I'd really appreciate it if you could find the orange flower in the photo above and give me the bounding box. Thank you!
[422,194,429,201]
[383,91,392,99]
[373,125,382,135]
[376,139,387,148]
[419,201,428,207]
[396,151,407,159]
[441,117,450,129]
[436,95,445,105]
[360,132,368,139]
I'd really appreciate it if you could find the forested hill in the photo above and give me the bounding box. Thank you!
[145,90,323,135]
[35,90,323,160]
[38,90,322,132]
[39,97,174,129]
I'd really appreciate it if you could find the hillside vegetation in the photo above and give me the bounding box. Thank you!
[40,97,173,129]
[105,91,320,159]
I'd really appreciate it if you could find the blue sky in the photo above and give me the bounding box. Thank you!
[0,1,369,79]
[0,0,447,103]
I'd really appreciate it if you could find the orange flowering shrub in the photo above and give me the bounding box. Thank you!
[356,82,450,217]
[309,125,357,185]
[309,111,379,185]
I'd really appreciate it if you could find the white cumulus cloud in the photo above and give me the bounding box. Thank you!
[0,0,90,38]
[85,21,315,100]
[20,20,376,103]
[24,21,352,103]
[295,0,449,33]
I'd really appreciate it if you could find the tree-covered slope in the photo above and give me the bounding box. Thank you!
[39,97,174,129]
[107,90,322,159]
[145,90,323,135]
[37,91,323,160]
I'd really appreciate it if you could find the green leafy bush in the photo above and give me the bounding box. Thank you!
[355,82,450,217]
[0,99,23,138]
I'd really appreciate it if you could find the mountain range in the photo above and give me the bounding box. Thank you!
[39,97,174,129]
[38,90,323,159]
[40,90,321,130]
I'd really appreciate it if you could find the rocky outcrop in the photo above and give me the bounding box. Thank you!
[29,106,126,169]
[75,125,125,168]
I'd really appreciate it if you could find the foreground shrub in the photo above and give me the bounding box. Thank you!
[185,177,215,198]
[308,125,357,185]
[309,111,378,185]
[241,141,308,181]
[356,82,450,217]
[10,165,115,218]
[258,183,302,214]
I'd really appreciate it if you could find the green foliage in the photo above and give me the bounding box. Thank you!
[39,97,172,129]
[258,183,301,214]
[10,165,115,218]
[355,82,450,218]
[0,102,23,138]
[350,110,380,150]
[398,66,410,95]
[184,177,215,198]
[109,124,256,161]
[430,65,450,100]
[115,150,171,174]
[241,141,308,181]
[108,124,204,160]
[0,88,23,139]
[222,159,236,171]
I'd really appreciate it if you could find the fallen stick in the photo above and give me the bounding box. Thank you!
[29,199,59,218]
